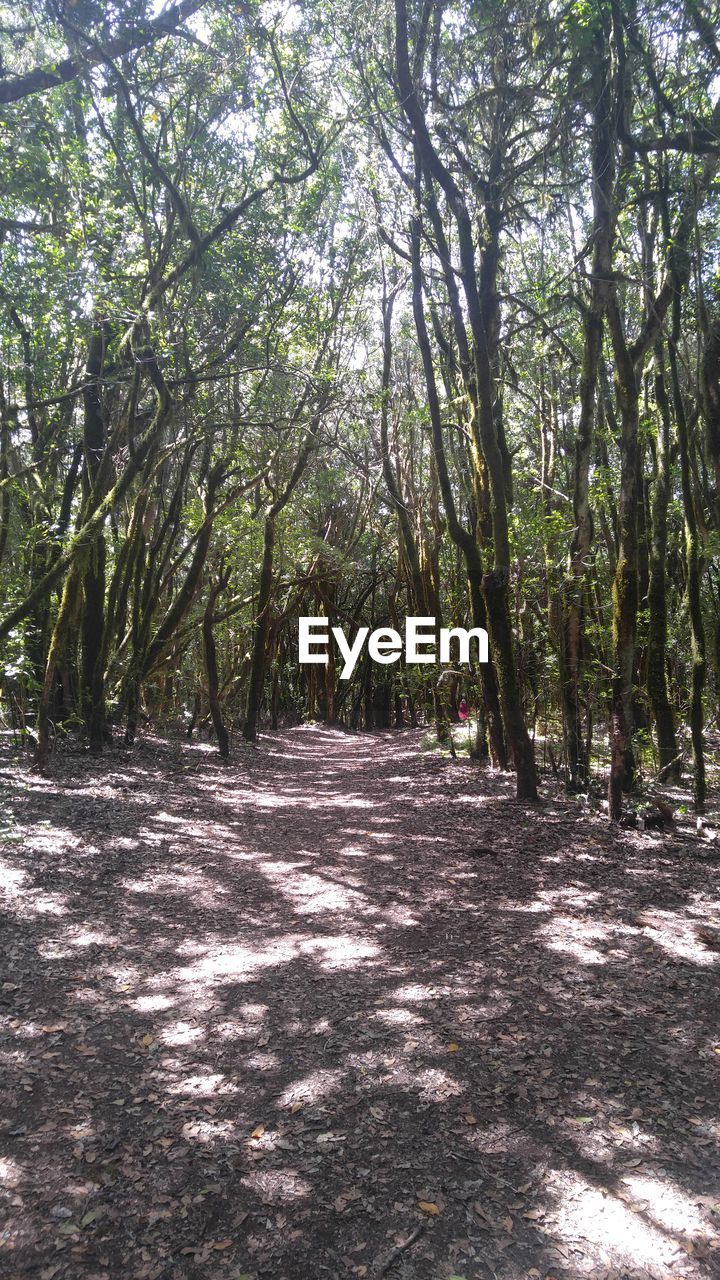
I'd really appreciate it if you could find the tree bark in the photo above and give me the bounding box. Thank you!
[561,18,616,789]
[393,3,533,792]
[203,573,230,759]
[80,324,108,754]
[647,344,679,769]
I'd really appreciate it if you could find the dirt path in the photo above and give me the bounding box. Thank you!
[1,726,719,1280]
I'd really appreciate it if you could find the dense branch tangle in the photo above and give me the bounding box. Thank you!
[0,0,717,817]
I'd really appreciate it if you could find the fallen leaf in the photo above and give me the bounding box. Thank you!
[418,1200,440,1216]
[447,1043,460,1053]
[250,1125,265,1140]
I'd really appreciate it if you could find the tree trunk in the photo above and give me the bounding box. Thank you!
[668,321,706,811]
[394,0,535,799]
[408,185,507,769]
[243,513,275,742]
[36,567,80,769]
[203,576,230,759]
[80,324,108,754]
[607,301,640,819]
[647,345,679,769]
[561,20,615,788]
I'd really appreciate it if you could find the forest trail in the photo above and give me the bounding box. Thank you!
[1,727,719,1279]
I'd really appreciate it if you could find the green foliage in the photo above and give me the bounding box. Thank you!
[0,0,715,783]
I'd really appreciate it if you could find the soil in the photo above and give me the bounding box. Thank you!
[1,725,719,1280]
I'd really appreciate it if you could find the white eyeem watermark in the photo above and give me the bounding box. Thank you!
[298,616,489,680]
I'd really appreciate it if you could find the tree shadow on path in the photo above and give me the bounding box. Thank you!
[0,726,718,1280]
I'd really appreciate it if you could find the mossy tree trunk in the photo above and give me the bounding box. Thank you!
[243,433,315,742]
[203,568,231,760]
[647,344,679,770]
[394,0,537,797]
[80,323,108,754]
[561,17,616,790]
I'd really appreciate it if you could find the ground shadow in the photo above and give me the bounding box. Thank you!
[0,726,718,1279]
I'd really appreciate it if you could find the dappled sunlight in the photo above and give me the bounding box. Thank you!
[37,926,119,957]
[537,885,603,910]
[241,1167,312,1204]
[166,931,383,992]
[0,857,69,916]
[161,1020,204,1046]
[278,1069,345,1107]
[549,1168,698,1271]
[2,726,718,1279]
[257,862,368,916]
[390,982,436,1002]
[638,907,720,966]
[254,858,420,928]
[373,1006,424,1027]
[560,1113,663,1165]
[122,869,231,903]
[539,916,616,964]
[180,1118,235,1142]
[239,1050,283,1072]
[0,1156,22,1187]
[0,858,27,892]
[300,934,382,969]
[166,1072,236,1097]
[621,1172,711,1237]
[132,993,176,1012]
[171,939,300,985]
[256,791,376,811]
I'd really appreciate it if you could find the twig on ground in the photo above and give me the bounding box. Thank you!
[374,1222,425,1277]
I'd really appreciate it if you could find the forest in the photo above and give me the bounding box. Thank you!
[0,2,719,1278]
